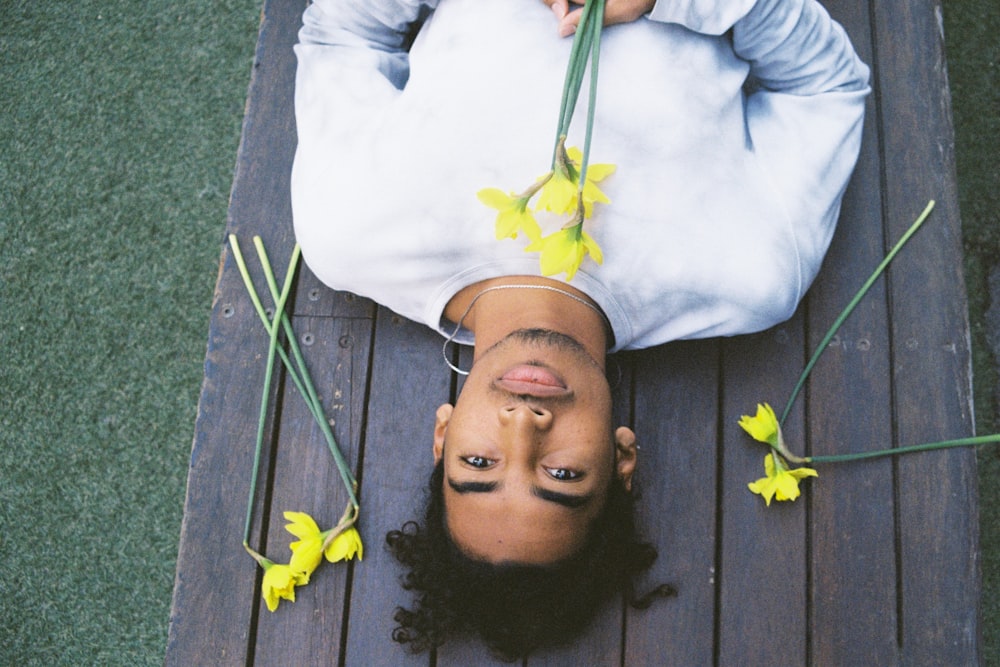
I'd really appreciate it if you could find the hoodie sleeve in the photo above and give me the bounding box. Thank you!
[651,0,871,296]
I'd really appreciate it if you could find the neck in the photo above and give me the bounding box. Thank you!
[444,277,610,368]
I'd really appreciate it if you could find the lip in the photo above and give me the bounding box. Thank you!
[497,364,570,398]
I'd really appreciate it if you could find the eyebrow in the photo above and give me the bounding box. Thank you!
[447,478,593,509]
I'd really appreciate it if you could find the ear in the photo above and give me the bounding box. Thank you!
[433,404,454,463]
[614,426,638,492]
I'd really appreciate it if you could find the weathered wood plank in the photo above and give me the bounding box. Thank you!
[804,174,900,662]
[717,325,809,666]
[623,341,720,666]
[872,0,979,662]
[251,315,372,665]
[801,2,900,663]
[341,308,445,666]
[165,284,277,666]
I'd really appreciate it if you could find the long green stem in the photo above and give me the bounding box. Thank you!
[252,239,358,508]
[552,0,601,165]
[578,0,605,185]
[780,200,936,425]
[807,434,1000,463]
[229,235,297,544]
[228,240,346,489]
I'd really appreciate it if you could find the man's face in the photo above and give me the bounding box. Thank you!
[433,330,636,565]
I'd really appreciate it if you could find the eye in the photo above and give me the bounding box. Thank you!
[545,467,581,481]
[462,455,496,468]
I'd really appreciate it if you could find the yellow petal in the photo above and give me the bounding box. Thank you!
[288,536,324,577]
[566,146,616,181]
[261,563,306,612]
[748,453,817,506]
[536,173,578,215]
[283,511,321,540]
[476,187,516,210]
[581,230,603,265]
[738,403,780,445]
[773,471,804,502]
[748,476,777,506]
[518,215,543,243]
[534,230,579,277]
[324,527,364,563]
[583,161,616,182]
[494,209,522,240]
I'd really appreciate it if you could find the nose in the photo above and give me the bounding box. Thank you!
[499,404,553,432]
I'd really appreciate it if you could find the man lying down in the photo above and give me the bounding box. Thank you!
[291,0,869,659]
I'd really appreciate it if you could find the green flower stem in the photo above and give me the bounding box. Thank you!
[779,200,936,425]
[806,434,1000,464]
[578,0,604,185]
[552,0,604,165]
[228,235,297,544]
[251,238,359,509]
[228,242,321,451]
[554,7,593,138]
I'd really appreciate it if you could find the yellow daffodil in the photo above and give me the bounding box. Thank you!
[284,511,325,578]
[535,164,579,215]
[525,223,603,281]
[738,403,780,447]
[325,526,363,563]
[566,146,614,218]
[748,453,818,506]
[260,559,307,612]
[535,145,615,218]
[476,187,542,242]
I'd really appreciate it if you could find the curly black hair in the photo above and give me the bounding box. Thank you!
[385,458,675,661]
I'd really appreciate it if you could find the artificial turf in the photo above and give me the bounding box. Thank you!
[0,0,996,664]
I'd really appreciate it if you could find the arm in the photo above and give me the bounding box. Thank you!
[648,0,870,95]
[657,0,870,285]
[297,0,438,90]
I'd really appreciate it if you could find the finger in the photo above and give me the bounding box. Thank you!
[558,7,583,37]
[549,0,569,20]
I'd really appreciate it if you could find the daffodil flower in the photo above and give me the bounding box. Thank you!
[748,452,818,506]
[260,559,308,612]
[535,163,579,215]
[737,401,808,465]
[325,526,363,563]
[284,511,325,578]
[535,142,615,218]
[566,146,614,218]
[738,403,780,447]
[525,222,603,281]
[477,187,543,242]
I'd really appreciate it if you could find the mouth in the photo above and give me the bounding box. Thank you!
[496,364,570,398]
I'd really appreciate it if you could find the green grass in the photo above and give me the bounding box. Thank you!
[0,0,996,664]
[946,1,1000,664]
[0,1,260,663]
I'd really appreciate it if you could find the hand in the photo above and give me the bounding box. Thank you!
[542,0,656,37]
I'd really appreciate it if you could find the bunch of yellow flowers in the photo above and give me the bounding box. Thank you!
[251,511,363,612]
[479,140,613,280]
[478,0,611,281]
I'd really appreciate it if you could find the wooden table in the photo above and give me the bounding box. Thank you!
[166,0,980,663]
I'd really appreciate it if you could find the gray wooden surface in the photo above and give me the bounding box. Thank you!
[166,0,979,663]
